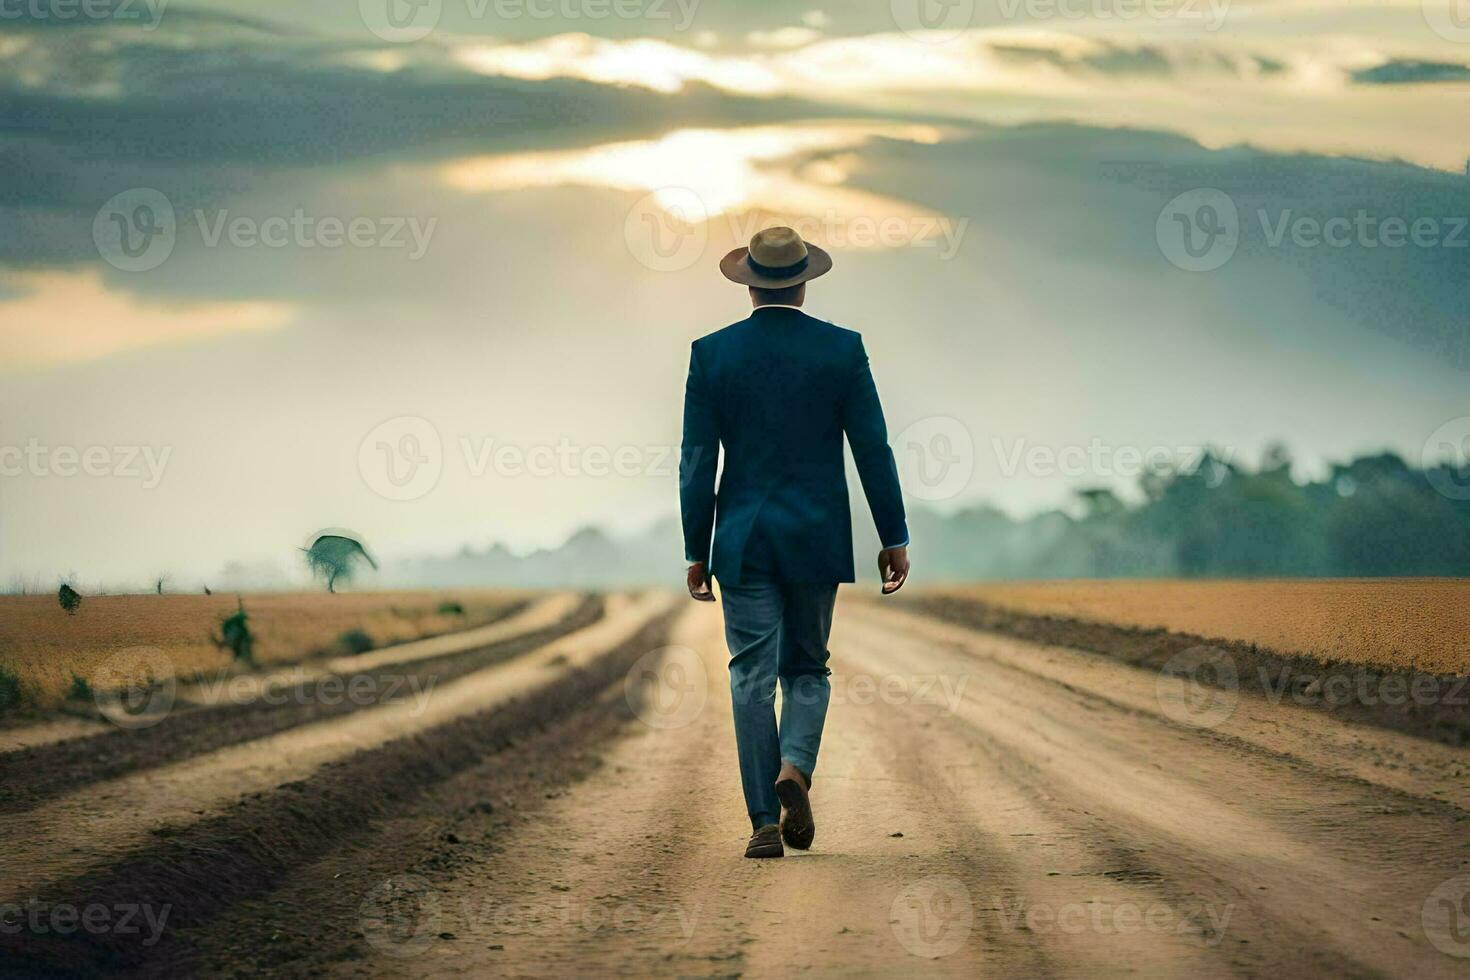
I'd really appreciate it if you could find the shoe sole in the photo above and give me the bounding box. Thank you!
[744,841,784,859]
[775,778,815,850]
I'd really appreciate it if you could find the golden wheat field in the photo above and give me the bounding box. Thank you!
[935,579,1470,675]
[0,590,528,711]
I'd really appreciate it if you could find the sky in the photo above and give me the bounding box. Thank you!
[0,0,1468,585]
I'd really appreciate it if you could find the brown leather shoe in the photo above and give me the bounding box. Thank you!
[744,823,784,859]
[776,774,815,850]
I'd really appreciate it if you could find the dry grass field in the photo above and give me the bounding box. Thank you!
[932,579,1470,675]
[0,590,528,713]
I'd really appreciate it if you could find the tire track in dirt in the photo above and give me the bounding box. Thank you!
[341,602,769,977]
[10,598,1469,977]
[853,602,1470,811]
[1,595,667,906]
[290,599,1470,979]
[316,603,1231,977]
[899,593,1470,747]
[0,597,678,977]
[170,606,753,978]
[0,718,108,754]
[0,595,600,814]
[695,607,1252,978]
[836,604,1470,978]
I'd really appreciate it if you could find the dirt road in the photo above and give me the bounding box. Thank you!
[4,595,1469,977]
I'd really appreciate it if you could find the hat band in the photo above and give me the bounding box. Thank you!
[747,253,809,278]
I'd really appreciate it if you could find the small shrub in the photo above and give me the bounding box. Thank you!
[437,600,465,616]
[58,583,82,614]
[0,666,23,713]
[339,629,375,655]
[303,532,376,593]
[215,600,255,665]
[68,673,93,701]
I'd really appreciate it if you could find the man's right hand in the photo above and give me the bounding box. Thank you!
[878,545,910,595]
[687,561,716,602]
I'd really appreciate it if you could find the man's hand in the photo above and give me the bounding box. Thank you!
[878,545,910,595]
[687,561,716,602]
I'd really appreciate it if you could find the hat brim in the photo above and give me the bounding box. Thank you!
[719,243,833,288]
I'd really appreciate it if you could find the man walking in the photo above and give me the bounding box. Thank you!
[679,226,911,859]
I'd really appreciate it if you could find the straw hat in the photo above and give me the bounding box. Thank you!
[719,226,833,288]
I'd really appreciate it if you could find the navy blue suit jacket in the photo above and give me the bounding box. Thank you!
[679,306,908,585]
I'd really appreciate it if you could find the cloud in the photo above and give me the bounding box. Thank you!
[439,121,954,228]
[1352,59,1470,85]
[0,18,839,278]
[746,27,825,49]
[0,32,801,167]
[445,27,1470,169]
[2,7,1468,326]
[447,27,1424,95]
[454,33,788,93]
[0,269,293,370]
[836,119,1470,372]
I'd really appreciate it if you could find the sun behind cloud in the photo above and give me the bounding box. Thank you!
[437,121,956,245]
